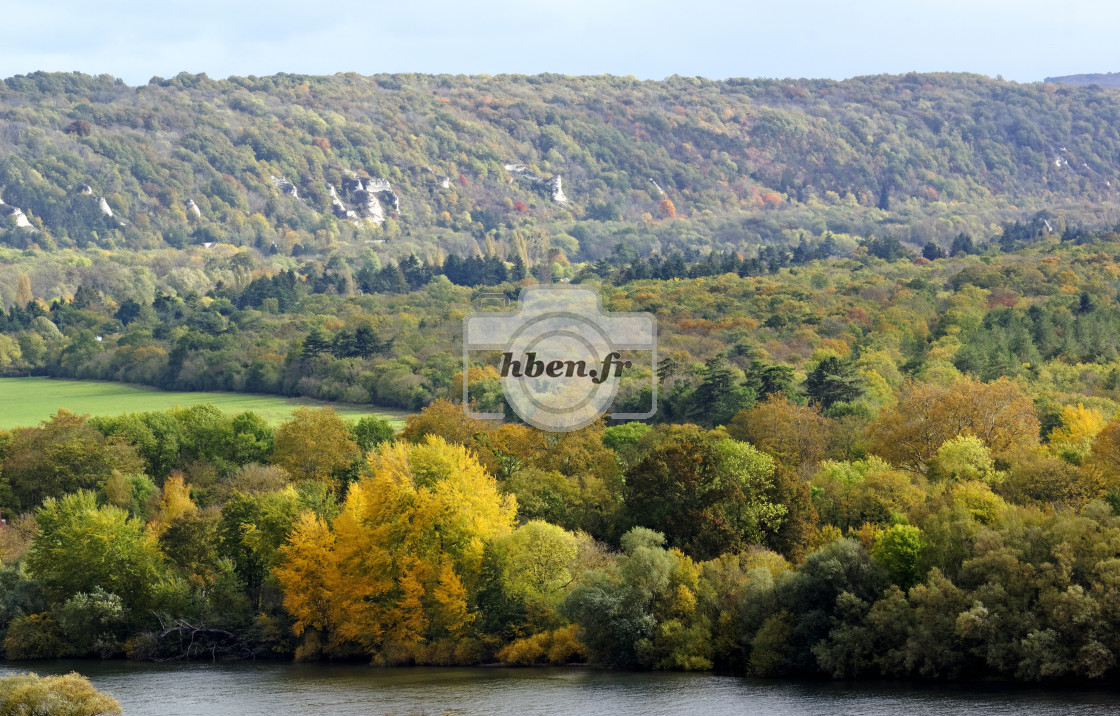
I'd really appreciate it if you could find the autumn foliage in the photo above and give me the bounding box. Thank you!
[276,436,516,662]
[867,378,1040,472]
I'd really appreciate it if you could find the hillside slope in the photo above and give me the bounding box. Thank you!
[2,71,1120,260]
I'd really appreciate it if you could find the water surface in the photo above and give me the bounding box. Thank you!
[3,661,1120,715]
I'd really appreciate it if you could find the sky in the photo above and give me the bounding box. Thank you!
[2,0,1118,86]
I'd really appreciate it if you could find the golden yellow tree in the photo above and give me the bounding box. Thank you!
[273,512,339,639]
[147,472,197,538]
[1048,403,1107,459]
[276,436,516,661]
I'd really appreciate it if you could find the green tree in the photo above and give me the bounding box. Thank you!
[0,410,144,512]
[25,491,164,610]
[871,524,925,589]
[688,354,753,427]
[480,520,582,637]
[623,426,785,559]
[350,415,396,454]
[766,538,888,675]
[804,356,864,410]
[56,587,128,658]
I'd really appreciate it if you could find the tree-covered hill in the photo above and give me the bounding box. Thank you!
[3,71,1120,260]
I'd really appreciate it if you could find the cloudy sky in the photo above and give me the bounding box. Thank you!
[2,0,1116,85]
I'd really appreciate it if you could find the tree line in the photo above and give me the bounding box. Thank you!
[3,369,1120,680]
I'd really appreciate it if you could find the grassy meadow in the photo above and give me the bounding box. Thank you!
[0,378,410,430]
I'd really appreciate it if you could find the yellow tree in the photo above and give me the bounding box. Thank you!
[16,272,33,306]
[277,436,517,661]
[273,512,339,641]
[1048,403,1107,460]
[146,472,197,538]
[272,407,359,486]
[1091,420,1120,479]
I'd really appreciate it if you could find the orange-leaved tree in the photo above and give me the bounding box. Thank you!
[867,378,1039,472]
[727,395,829,473]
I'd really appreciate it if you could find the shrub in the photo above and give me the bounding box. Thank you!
[498,625,588,665]
[0,672,120,716]
[3,612,72,660]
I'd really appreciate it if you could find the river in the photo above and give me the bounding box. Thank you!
[3,661,1120,715]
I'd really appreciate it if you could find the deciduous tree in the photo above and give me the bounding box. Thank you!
[272,407,359,486]
[277,436,516,661]
[867,378,1040,472]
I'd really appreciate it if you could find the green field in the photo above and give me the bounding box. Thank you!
[0,378,411,430]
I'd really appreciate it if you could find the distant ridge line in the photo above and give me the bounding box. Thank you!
[1045,72,1120,88]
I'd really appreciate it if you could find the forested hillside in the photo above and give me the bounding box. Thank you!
[3,70,1120,273]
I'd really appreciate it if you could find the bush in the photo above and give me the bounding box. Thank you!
[3,612,72,659]
[56,587,128,657]
[0,672,121,716]
[498,631,550,664]
[498,625,589,665]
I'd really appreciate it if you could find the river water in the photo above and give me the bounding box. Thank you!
[3,661,1120,715]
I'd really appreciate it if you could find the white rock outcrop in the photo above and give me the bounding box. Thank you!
[327,184,360,221]
[186,199,202,218]
[99,197,114,217]
[337,172,400,224]
[650,178,666,196]
[548,176,568,203]
[342,173,365,195]
[78,185,93,195]
[0,203,33,229]
[505,162,567,202]
[354,188,385,224]
[270,175,299,198]
[363,177,399,213]
[441,176,451,189]
[504,163,544,183]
